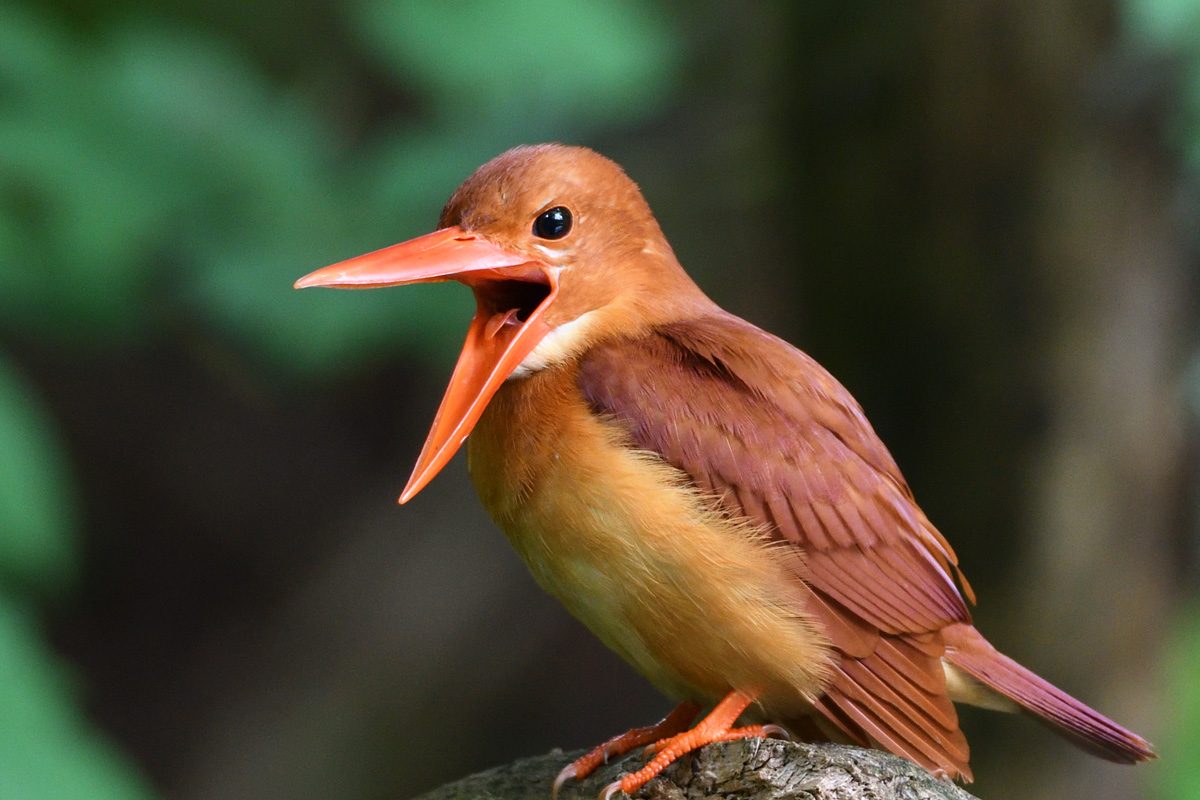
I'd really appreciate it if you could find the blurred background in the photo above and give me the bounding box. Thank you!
[0,1,1197,799]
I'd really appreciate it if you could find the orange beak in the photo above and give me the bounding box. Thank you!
[295,226,558,502]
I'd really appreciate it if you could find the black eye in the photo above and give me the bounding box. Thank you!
[533,206,572,240]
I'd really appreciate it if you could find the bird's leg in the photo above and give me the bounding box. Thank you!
[601,688,762,799]
[705,723,788,744]
[642,722,788,754]
[552,702,700,798]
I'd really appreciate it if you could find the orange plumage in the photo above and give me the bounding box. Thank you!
[295,144,1154,794]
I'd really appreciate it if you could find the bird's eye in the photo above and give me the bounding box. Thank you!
[533,206,572,240]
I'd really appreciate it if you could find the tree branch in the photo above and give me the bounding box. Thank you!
[415,739,979,800]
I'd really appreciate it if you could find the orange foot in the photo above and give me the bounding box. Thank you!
[600,688,768,799]
[552,702,701,799]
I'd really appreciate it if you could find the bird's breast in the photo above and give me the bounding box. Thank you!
[466,362,833,710]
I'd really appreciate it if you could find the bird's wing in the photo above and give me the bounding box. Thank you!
[576,312,974,777]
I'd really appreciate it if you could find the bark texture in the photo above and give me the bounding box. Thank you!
[415,740,979,800]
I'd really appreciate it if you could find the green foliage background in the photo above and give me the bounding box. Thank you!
[0,1,1194,799]
[0,1,677,796]
[1127,3,1200,799]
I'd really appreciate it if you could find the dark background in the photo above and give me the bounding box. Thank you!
[1,2,1196,800]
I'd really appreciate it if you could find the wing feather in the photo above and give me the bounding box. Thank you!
[577,312,975,778]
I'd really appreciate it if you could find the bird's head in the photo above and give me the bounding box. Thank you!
[295,144,709,502]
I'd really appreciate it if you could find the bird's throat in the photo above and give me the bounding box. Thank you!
[510,310,600,379]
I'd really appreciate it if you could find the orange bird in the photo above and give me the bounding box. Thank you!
[295,144,1154,796]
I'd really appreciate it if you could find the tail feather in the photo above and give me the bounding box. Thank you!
[942,623,1155,764]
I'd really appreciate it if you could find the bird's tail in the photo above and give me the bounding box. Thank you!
[941,623,1155,764]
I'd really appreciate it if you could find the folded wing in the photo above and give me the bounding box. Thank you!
[577,312,975,777]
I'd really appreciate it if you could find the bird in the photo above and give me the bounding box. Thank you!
[295,144,1155,796]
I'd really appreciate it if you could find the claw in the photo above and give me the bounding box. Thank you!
[607,688,763,796]
[599,779,625,800]
[552,764,577,800]
[554,702,701,796]
[560,695,772,799]
[760,724,790,740]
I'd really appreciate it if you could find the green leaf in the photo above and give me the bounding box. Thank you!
[0,597,156,800]
[0,354,77,594]
[355,0,678,126]
[1124,0,1200,48]
[1160,604,1200,800]
[1122,0,1200,172]
[0,0,682,375]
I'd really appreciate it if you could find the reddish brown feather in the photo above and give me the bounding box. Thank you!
[815,636,973,779]
[942,624,1155,764]
[577,312,976,776]
[837,642,968,762]
[801,585,879,660]
[575,309,1153,777]
[577,314,973,634]
[805,628,970,777]
[320,142,1151,786]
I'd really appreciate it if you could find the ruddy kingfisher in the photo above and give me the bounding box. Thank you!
[295,144,1154,796]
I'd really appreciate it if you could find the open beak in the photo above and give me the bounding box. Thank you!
[295,226,558,502]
